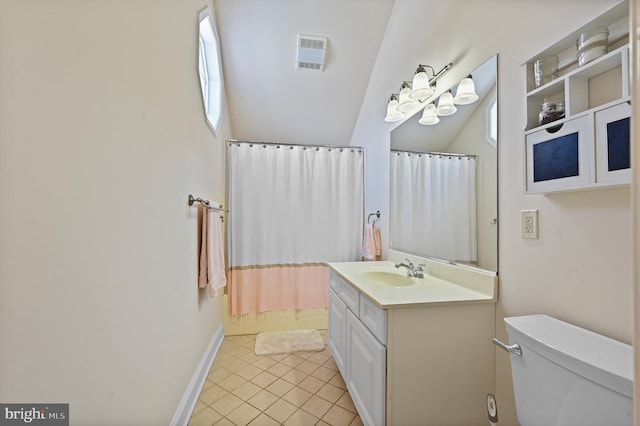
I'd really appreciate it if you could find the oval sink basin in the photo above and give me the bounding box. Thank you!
[358,270,416,287]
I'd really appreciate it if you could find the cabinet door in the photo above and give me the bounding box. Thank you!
[595,101,631,184]
[346,309,386,426]
[328,288,347,376]
[525,115,593,193]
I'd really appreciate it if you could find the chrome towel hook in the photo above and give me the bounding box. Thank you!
[368,211,380,224]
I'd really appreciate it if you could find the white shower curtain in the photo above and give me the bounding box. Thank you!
[390,151,477,264]
[228,142,363,316]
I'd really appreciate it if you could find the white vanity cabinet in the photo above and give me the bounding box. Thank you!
[328,269,386,426]
[346,309,385,426]
[328,267,495,426]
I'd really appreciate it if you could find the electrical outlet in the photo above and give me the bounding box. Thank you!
[521,209,539,239]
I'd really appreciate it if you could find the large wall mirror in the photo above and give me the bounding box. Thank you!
[390,55,498,273]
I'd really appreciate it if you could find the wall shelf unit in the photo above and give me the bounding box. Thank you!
[522,0,631,194]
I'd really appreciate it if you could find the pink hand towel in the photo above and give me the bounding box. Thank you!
[362,223,376,261]
[373,223,382,259]
[198,205,227,297]
[206,209,227,297]
[198,206,209,288]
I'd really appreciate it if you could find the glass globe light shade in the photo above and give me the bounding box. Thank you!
[409,67,434,100]
[397,83,419,113]
[453,76,479,105]
[436,91,457,116]
[384,96,404,122]
[418,103,440,125]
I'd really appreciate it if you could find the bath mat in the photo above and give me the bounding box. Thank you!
[254,329,325,356]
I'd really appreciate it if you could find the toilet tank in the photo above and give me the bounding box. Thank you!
[504,314,633,426]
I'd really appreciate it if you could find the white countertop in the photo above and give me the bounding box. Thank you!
[329,260,497,308]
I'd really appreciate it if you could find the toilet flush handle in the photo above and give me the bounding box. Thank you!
[492,338,522,356]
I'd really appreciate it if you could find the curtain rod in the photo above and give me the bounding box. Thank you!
[227,139,364,151]
[391,149,477,159]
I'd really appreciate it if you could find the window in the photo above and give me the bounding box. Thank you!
[198,7,223,135]
[486,96,497,147]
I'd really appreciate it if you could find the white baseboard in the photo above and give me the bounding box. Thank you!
[170,324,224,426]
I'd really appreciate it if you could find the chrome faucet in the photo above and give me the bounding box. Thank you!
[394,258,426,278]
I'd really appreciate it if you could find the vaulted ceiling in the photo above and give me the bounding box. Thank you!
[213,0,395,146]
[212,0,510,148]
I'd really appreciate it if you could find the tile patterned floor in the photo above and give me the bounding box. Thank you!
[188,331,363,426]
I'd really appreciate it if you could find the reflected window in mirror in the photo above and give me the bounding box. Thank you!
[487,96,497,147]
[198,7,223,135]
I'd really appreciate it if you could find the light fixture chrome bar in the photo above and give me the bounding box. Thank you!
[428,62,453,84]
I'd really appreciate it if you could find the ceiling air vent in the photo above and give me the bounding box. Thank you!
[296,34,327,71]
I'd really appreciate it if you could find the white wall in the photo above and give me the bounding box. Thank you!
[0,1,228,424]
[352,1,632,424]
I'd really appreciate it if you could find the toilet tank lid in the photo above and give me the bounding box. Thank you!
[504,314,633,397]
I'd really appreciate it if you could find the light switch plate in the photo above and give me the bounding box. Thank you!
[521,209,539,239]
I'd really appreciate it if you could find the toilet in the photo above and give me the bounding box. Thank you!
[504,314,633,426]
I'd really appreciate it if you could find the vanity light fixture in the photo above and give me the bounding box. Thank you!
[453,75,479,105]
[397,82,420,113]
[418,103,439,125]
[384,94,405,122]
[436,90,457,116]
[384,62,453,123]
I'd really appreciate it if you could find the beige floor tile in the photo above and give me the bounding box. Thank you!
[349,415,364,426]
[214,352,236,364]
[247,390,279,412]
[208,366,234,382]
[300,395,332,419]
[322,404,355,426]
[322,358,338,371]
[231,381,262,401]
[218,374,247,392]
[294,359,319,375]
[240,352,263,365]
[264,399,297,424]
[252,357,277,371]
[329,372,347,390]
[280,369,307,385]
[192,400,207,416]
[307,352,330,366]
[297,375,324,394]
[226,402,261,425]
[281,387,312,407]
[188,406,223,426]
[199,384,229,406]
[225,358,251,373]
[251,371,278,388]
[283,408,319,426]
[311,366,337,382]
[265,378,295,397]
[266,353,288,362]
[247,413,280,426]
[236,364,263,381]
[336,392,357,413]
[265,362,291,377]
[213,418,234,426]
[189,333,360,426]
[316,382,344,403]
[210,393,244,416]
[280,354,304,368]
